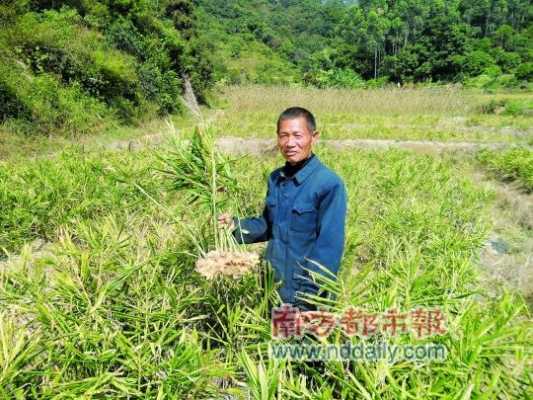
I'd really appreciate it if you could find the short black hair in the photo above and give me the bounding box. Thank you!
[277,106,316,134]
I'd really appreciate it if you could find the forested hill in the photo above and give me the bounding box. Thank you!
[0,1,531,138]
[0,0,214,136]
[197,0,532,87]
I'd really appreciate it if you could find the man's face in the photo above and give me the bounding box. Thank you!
[277,117,319,165]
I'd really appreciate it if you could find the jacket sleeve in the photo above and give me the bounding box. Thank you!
[231,179,273,244]
[231,205,271,244]
[296,179,347,295]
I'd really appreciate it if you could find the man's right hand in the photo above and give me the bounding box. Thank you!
[217,213,235,230]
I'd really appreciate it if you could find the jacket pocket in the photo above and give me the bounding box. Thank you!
[290,201,317,233]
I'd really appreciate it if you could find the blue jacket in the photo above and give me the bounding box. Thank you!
[232,154,347,307]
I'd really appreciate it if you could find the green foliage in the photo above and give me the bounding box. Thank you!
[516,62,533,81]
[304,68,366,89]
[197,0,532,86]
[458,50,498,76]
[464,72,521,89]
[3,8,144,119]
[478,98,533,116]
[0,149,158,254]
[0,0,214,135]
[0,145,530,397]
[0,57,113,135]
[198,20,300,86]
[1,0,532,137]
[477,147,533,191]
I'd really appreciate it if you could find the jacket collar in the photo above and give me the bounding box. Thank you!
[279,153,321,185]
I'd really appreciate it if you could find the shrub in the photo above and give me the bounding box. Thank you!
[460,50,497,76]
[304,68,366,89]
[0,56,113,135]
[0,1,212,135]
[477,147,533,191]
[515,62,533,81]
[3,9,144,121]
[478,98,532,117]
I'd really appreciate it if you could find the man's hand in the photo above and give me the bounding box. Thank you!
[217,213,235,231]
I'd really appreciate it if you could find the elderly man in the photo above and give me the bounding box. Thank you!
[219,107,347,311]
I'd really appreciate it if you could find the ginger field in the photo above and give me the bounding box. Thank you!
[0,86,532,399]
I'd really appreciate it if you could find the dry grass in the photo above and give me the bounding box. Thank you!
[3,86,532,162]
[210,85,533,143]
[221,85,469,115]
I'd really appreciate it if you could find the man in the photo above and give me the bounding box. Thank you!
[218,107,347,311]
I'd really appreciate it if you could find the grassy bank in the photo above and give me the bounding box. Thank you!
[477,147,533,192]
[2,85,532,162]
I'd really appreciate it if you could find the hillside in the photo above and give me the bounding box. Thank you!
[198,0,532,87]
[0,0,214,136]
[0,0,531,140]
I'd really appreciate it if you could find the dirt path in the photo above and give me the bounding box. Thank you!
[103,134,528,154]
[473,169,533,309]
